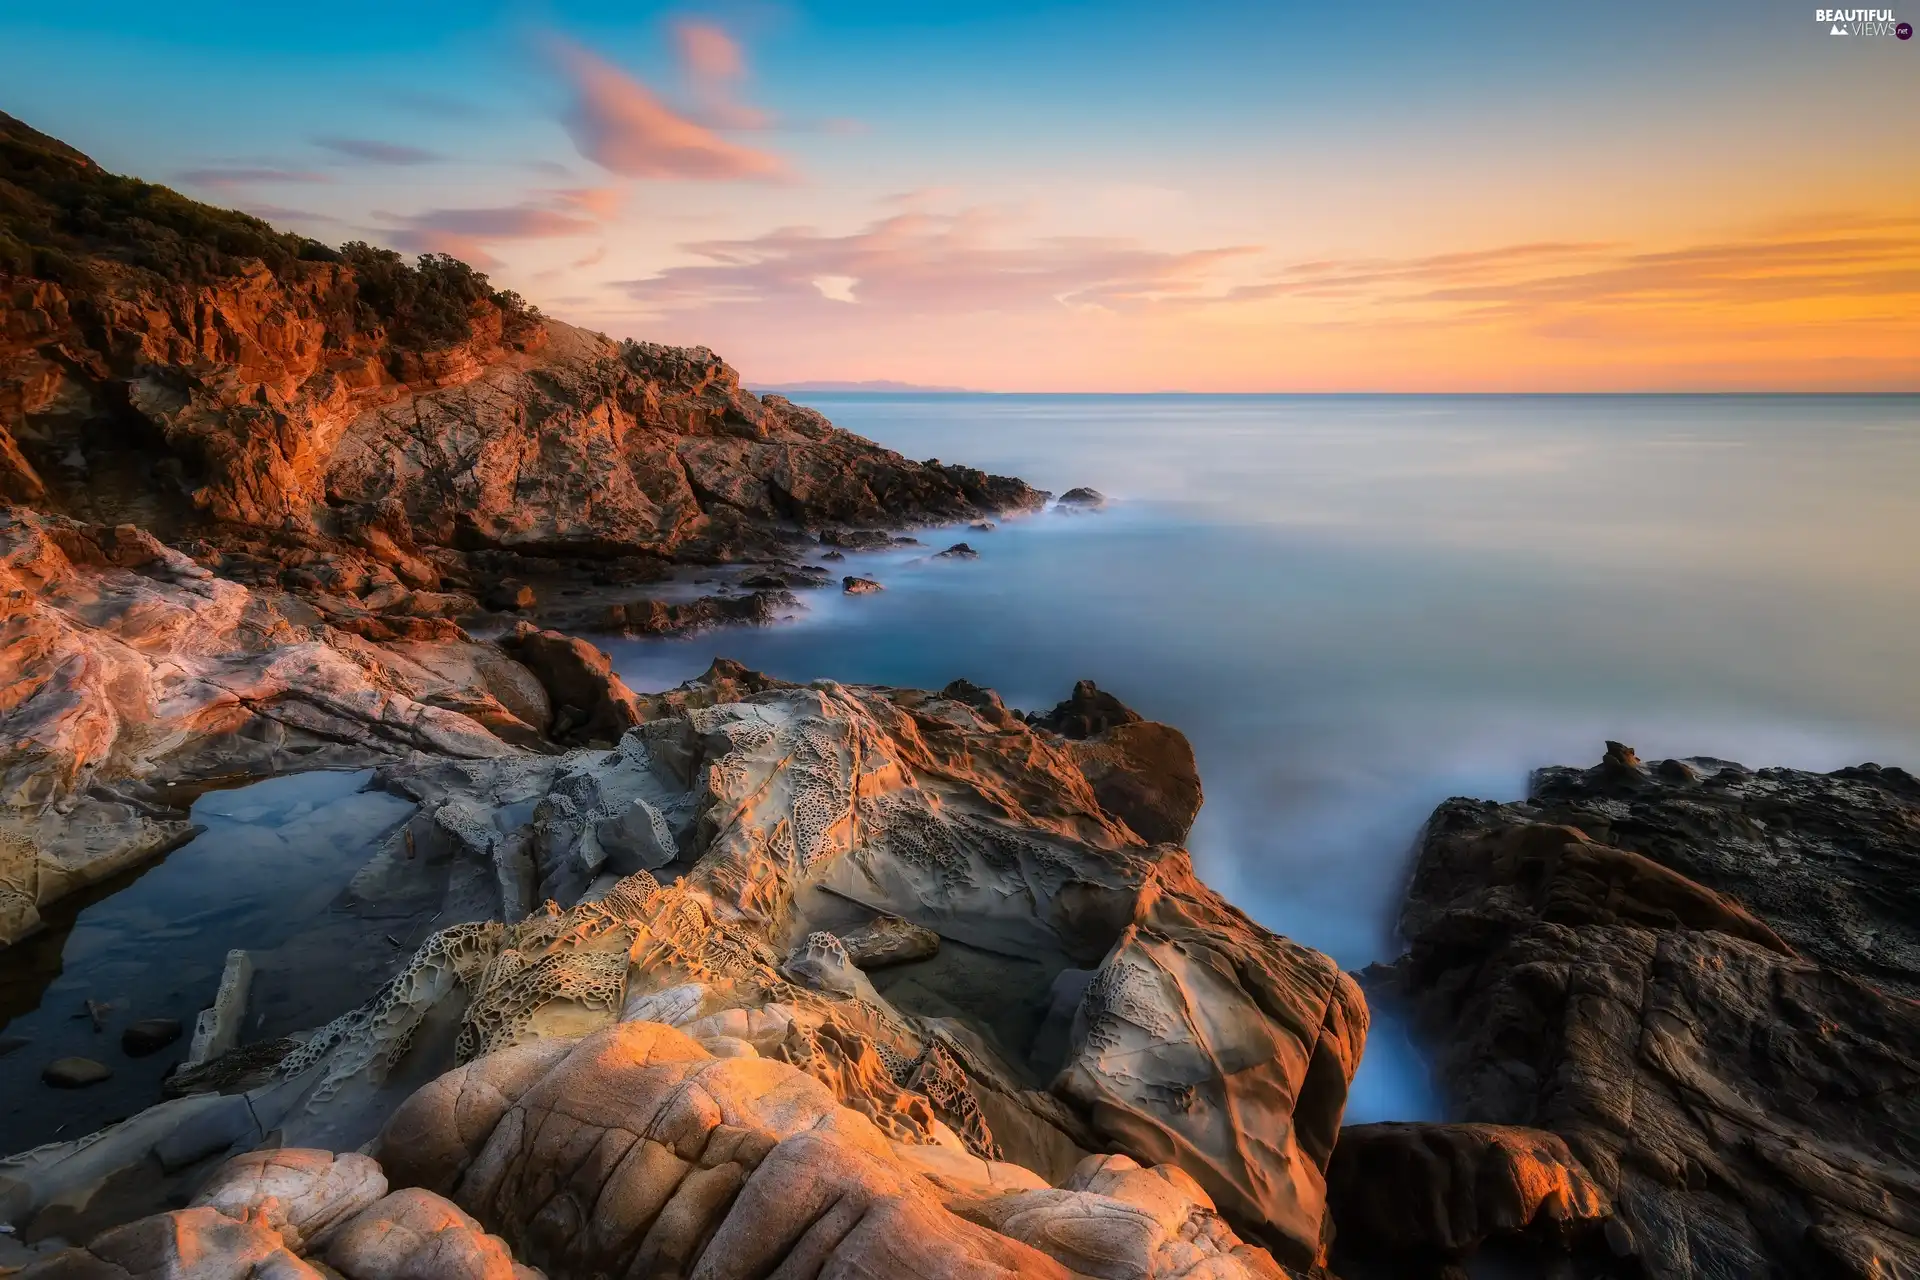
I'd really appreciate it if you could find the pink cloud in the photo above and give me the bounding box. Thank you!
[613,208,1257,314]
[549,37,785,181]
[673,21,770,129]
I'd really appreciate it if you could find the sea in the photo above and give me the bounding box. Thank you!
[4,393,1917,1149]
[605,392,1920,1120]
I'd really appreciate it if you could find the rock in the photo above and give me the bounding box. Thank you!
[1389,748,1920,1279]
[483,581,537,612]
[0,1034,29,1057]
[837,915,941,968]
[935,542,979,559]
[598,588,797,636]
[41,1057,111,1088]
[842,575,884,594]
[1030,679,1145,739]
[187,949,254,1067]
[0,510,526,943]
[373,1019,1271,1279]
[289,665,1362,1266]
[1030,682,1203,845]
[1326,1123,1611,1273]
[119,1018,183,1057]
[821,549,845,560]
[970,521,996,531]
[192,1149,389,1251]
[1056,487,1108,509]
[1525,743,1920,1000]
[498,623,642,744]
[152,1093,262,1173]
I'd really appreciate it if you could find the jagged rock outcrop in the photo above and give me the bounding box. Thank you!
[0,508,531,943]
[1325,1123,1611,1277]
[1381,745,1920,1279]
[1029,680,1203,846]
[1,112,1044,572]
[16,666,1363,1272]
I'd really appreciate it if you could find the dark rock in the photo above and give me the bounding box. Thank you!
[970,521,996,532]
[1026,682,1201,844]
[1028,680,1144,740]
[938,679,1021,729]
[821,529,895,550]
[738,572,789,588]
[482,582,537,612]
[1056,487,1107,509]
[153,1092,261,1172]
[820,550,845,560]
[0,1034,29,1057]
[601,589,798,636]
[499,623,643,744]
[934,543,978,560]
[121,1018,183,1057]
[43,1056,112,1088]
[1390,748,1920,1280]
[1526,742,1920,1000]
[842,576,883,595]
[1327,1122,1611,1274]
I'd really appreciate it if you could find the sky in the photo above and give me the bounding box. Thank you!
[4,0,1918,391]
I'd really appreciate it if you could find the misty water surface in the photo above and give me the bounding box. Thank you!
[607,393,1920,1122]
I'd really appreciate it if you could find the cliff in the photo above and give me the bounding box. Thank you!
[0,109,1042,577]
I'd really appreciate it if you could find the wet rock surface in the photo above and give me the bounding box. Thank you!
[1377,744,1920,1279]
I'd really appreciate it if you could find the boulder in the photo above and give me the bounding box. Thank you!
[1056,487,1108,509]
[498,623,643,745]
[843,575,884,595]
[1030,682,1203,845]
[120,1018,182,1058]
[41,1057,111,1089]
[1387,749,1920,1279]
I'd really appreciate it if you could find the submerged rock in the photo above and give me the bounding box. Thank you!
[842,575,884,594]
[120,1018,183,1058]
[41,1057,111,1089]
[1056,487,1108,509]
[935,542,979,559]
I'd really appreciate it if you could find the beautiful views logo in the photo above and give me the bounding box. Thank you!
[1815,8,1908,34]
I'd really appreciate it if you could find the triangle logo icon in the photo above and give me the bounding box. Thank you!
[1831,22,1848,32]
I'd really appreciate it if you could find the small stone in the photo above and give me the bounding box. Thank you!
[842,576,883,595]
[837,915,941,969]
[43,1056,112,1088]
[820,550,844,560]
[1056,487,1107,509]
[970,521,996,532]
[934,543,978,560]
[122,1017,184,1057]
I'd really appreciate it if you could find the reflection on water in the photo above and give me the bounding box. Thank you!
[0,771,413,1154]
[607,393,1920,1124]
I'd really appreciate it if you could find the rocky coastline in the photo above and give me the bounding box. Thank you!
[2,109,1917,1280]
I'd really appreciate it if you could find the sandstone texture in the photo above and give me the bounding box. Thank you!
[3,663,1364,1279]
[1377,743,1920,1279]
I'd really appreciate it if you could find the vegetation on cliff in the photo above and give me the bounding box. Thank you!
[0,109,535,351]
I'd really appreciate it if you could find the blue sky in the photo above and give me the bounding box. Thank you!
[4,0,1916,389]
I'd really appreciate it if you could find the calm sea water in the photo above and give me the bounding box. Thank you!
[611,393,1920,1122]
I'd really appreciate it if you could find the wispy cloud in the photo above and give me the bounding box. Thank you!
[614,208,1256,313]
[674,20,771,130]
[177,167,330,189]
[382,89,485,119]
[547,36,785,181]
[313,136,443,166]
[381,199,604,268]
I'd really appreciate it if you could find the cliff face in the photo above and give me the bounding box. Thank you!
[0,110,1042,572]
